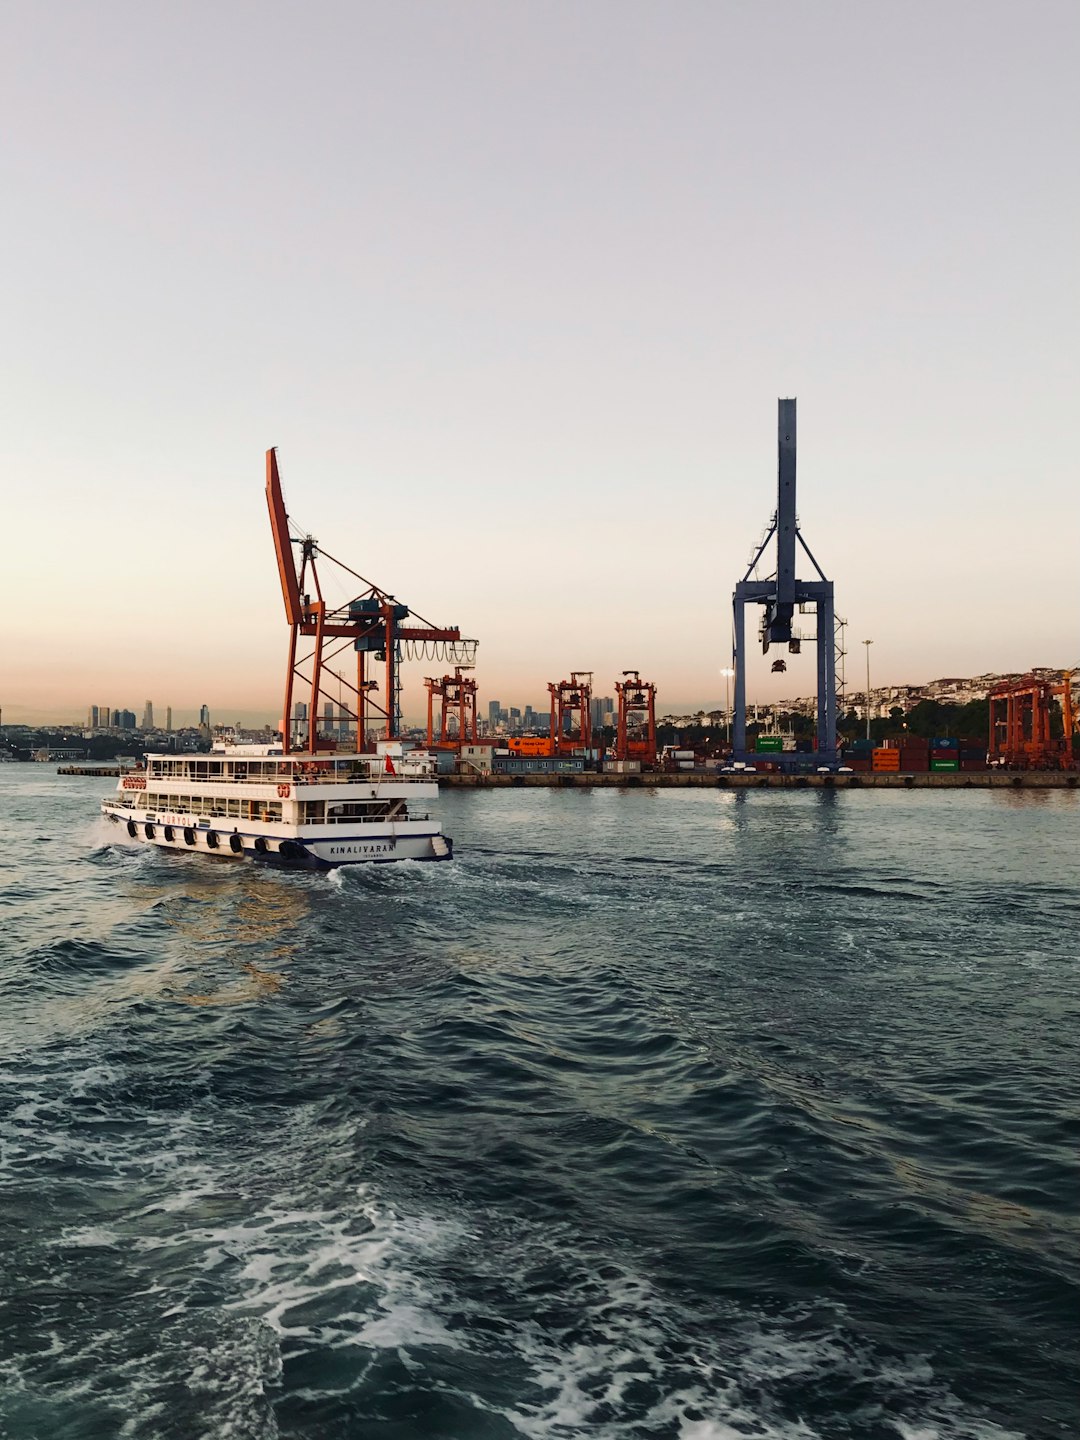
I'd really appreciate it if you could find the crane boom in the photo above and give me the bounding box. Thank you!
[266,448,303,626]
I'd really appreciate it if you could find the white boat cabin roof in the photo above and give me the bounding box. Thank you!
[138,752,435,784]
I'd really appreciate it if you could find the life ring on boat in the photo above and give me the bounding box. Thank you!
[126,819,137,837]
[163,825,175,842]
[144,823,156,839]
[183,827,196,845]
[277,783,291,798]
[205,831,219,850]
[229,834,243,854]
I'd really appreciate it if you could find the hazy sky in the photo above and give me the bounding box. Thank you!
[2,1,1077,725]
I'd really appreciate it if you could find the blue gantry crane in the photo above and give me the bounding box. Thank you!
[732,400,838,767]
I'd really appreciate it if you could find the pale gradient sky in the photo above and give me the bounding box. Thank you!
[2,1,1077,726]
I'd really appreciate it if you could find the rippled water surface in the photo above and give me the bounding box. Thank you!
[1,768,1078,1440]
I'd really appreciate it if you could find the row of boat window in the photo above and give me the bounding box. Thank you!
[140,793,283,821]
[147,762,365,780]
[148,762,294,779]
[298,800,408,823]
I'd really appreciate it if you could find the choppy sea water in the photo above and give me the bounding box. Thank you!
[1,768,1078,1440]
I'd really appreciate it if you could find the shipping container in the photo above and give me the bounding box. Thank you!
[931,737,958,750]
[603,759,642,774]
[898,751,930,772]
[930,759,959,772]
[507,737,554,757]
[960,759,987,771]
[844,756,872,771]
[755,736,784,753]
[872,749,901,771]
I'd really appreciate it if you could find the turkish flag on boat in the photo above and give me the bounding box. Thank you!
[384,754,396,775]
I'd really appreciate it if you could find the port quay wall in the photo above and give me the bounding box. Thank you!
[443,771,1077,791]
[58,767,1076,790]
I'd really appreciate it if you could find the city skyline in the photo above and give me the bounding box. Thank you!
[4,662,1072,734]
[3,4,1077,718]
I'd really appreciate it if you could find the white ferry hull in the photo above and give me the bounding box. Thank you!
[102,808,452,868]
[103,745,454,870]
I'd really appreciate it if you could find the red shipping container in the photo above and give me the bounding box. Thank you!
[899,752,929,771]
[960,759,987,771]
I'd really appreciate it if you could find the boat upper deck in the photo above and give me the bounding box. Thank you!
[137,754,437,787]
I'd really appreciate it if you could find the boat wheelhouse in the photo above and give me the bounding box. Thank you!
[102,743,452,868]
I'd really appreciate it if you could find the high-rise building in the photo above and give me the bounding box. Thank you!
[165,707,172,732]
[142,701,154,730]
[293,701,308,721]
[88,705,98,728]
[199,704,210,729]
[100,706,111,728]
[523,705,535,730]
[116,709,137,730]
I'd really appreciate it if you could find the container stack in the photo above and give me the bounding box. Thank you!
[872,747,901,772]
[898,736,930,772]
[930,737,959,772]
[959,739,988,771]
[843,737,875,772]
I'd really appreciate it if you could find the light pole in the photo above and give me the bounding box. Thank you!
[862,640,873,741]
[721,667,734,748]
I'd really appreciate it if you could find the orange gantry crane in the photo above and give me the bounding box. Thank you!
[266,449,476,754]
[548,672,592,756]
[614,670,657,766]
[424,667,479,747]
[989,672,1076,770]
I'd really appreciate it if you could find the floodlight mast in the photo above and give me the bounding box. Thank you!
[731,401,838,766]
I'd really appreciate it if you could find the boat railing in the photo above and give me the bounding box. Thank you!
[318,811,430,825]
[291,767,436,785]
[144,767,436,787]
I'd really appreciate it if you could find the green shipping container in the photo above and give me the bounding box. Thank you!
[755,736,784,753]
[930,759,959,772]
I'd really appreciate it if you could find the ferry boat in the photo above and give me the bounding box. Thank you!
[102,742,452,868]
